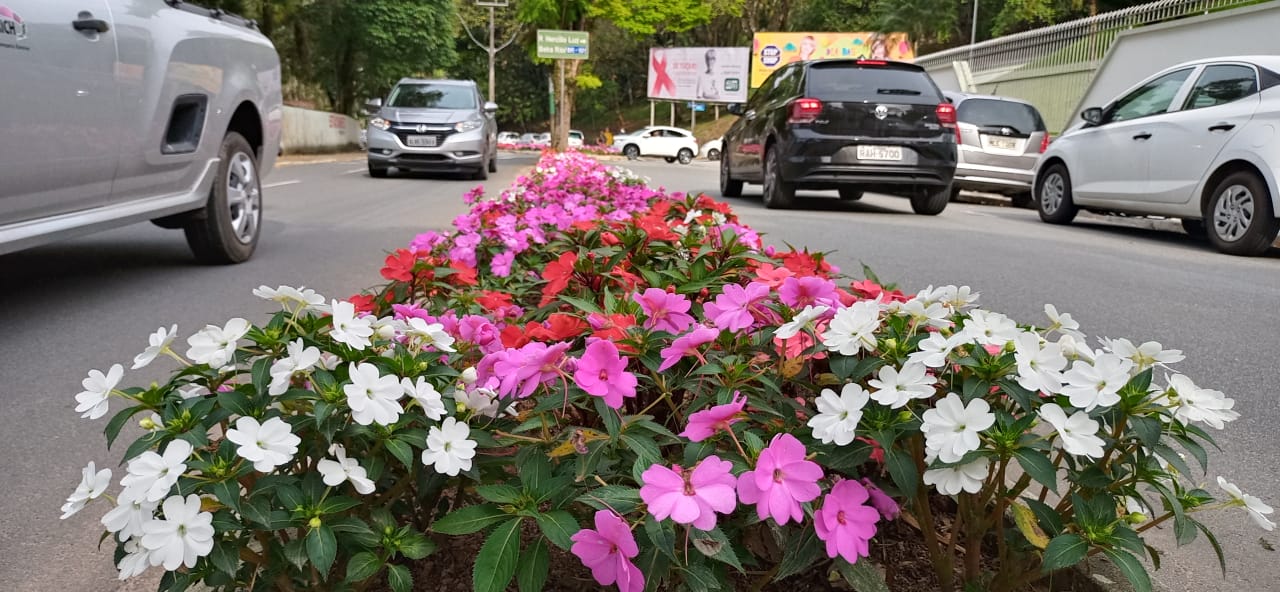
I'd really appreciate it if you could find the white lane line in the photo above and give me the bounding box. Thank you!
[263,180,301,188]
[343,168,367,174]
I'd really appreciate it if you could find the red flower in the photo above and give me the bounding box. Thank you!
[779,250,833,278]
[475,290,514,311]
[529,313,589,342]
[635,214,680,242]
[448,261,478,286]
[601,231,621,246]
[380,248,417,282]
[572,220,596,232]
[588,313,636,343]
[613,269,643,292]
[347,294,376,315]
[500,324,532,349]
[752,263,794,289]
[850,279,885,299]
[540,252,578,306]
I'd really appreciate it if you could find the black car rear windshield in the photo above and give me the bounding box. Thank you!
[806,64,941,102]
[956,99,1046,133]
[387,84,476,109]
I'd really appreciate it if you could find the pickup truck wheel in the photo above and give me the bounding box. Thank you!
[719,154,743,197]
[184,132,261,264]
[368,162,389,178]
[677,149,694,165]
[910,186,950,215]
[762,148,795,209]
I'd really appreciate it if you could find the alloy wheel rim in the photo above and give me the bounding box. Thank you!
[625,146,638,159]
[1212,184,1255,242]
[1041,173,1064,213]
[764,154,776,202]
[226,152,261,244]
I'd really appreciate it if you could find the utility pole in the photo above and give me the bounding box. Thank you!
[969,0,979,62]
[460,1,520,104]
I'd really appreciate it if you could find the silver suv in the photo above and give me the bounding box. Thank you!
[0,0,282,263]
[365,79,498,179]
[946,92,1049,208]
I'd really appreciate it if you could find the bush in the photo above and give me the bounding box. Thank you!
[67,152,1272,592]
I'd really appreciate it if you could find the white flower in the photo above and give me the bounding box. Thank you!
[404,317,457,352]
[317,444,375,495]
[1164,374,1239,429]
[132,325,178,369]
[459,367,479,385]
[116,537,151,580]
[921,285,979,311]
[141,494,215,570]
[371,316,405,340]
[330,300,374,350]
[775,305,830,340]
[924,456,989,495]
[807,383,869,446]
[907,332,959,369]
[185,318,250,368]
[60,461,112,519]
[120,439,192,503]
[898,299,952,330]
[1056,334,1096,363]
[959,310,1019,347]
[1038,403,1105,458]
[319,352,342,371]
[454,386,509,418]
[421,417,478,476]
[344,362,403,426]
[1103,338,1184,371]
[1218,477,1275,531]
[268,339,322,396]
[176,384,209,400]
[253,285,325,309]
[1061,353,1135,411]
[821,300,882,355]
[402,377,446,420]
[102,489,159,541]
[74,364,124,420]
[868,362,937,409]
[1013,332,1066,395]
[225,416,300,472]
[1043,304,1085,340]
[920,393,995,463]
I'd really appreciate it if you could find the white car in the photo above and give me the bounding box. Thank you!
[700,137,723,161]
[497,131,521,144]
[612,126,700,164]
[569,130,585,147]
[1035,56,1280,255]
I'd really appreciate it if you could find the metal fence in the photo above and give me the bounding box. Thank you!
[915,0,1263,131]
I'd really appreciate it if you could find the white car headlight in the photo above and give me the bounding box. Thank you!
[455,119,483,133]
[370,117,390,131]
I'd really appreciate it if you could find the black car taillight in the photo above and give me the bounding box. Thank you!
[788,98,823,124]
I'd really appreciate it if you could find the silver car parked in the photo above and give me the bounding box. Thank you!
[946,92,1050,208]
[365,79,498,179]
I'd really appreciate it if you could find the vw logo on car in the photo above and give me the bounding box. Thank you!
[874,105,889,120]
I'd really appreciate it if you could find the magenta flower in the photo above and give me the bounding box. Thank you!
[490,342,571,398]
[570,510,645,592]
[640,456,737,531]
[657,324,720,372]
[680,392,746,442]
[573,340,637,409]
[633,288,695,334]
[859,478,900,521]
[779,276,839,309]
[703,283,771,332]
[814,479,881,564]
[490,250,515,277]
[737,434,823,525]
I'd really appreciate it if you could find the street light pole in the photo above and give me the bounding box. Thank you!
[462,1,519,104]
[488,4,495,103]
[969,0,979,62]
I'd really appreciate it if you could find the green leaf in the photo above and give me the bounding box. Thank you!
[620,432,662,466]
[1023,497,1065,536]
[477,484,524,505]
[1190,518,1227,577]
[209,539,239,576]
[1013,448,1058,494]
[387,564,412,592]
[318,495,362,515]
[331,516,381,547]
[742,431,766,457]
[1152,443,1195,479]
[345,551,382,583]
[104,406,145,449]
[217,388,256,418]
[597,398,622,440]
[398,531,436,560]
[251,357,272,395]
[885,447,918,500]
[473,518,522,592]
[836,558,891,592]
[1129,415,1162,449]
[385,438,415,469]
[211,479,242,514]
[1102,548,1152,592]
[534,510,579,550]
[1040,533,1089,572]
[576,486,642,514]
[644,517,679,561]
[306,524,337,578]
[558,294,602,314]
[283,538,308,571]
[691,527,744,573]
[240,496,272,528]
[774,527,824,581]
[682,564,722,592]
[517,538,550,592]
[432,504,509,535]
[517,448,553,496]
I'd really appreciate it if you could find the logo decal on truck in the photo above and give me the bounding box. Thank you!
[0,5,29,50]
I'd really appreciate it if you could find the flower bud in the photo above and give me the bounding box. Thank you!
[376,324,397,340]
[308,517,322,528]
[138,417,157,430]
[1125,512,1148,524]
[460,367,478,385]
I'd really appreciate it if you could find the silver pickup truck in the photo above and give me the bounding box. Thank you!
[0,0,282,263]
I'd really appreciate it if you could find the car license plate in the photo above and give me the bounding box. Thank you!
[406,135,437,147]
[985,136,1019,150]
[856,145,902,161]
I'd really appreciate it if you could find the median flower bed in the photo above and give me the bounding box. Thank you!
[68,152,1272,592]
[498,143,621,156]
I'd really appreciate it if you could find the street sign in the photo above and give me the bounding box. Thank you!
[537,29,590,60]
[688,102,706,112]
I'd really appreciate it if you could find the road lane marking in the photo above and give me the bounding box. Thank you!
[263,180,301,188]
[343,168,367,174]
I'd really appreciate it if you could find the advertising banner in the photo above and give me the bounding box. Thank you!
[750,32,914,88]
[647,47,750,103]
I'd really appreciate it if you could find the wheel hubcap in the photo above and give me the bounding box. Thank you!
[626,146,637,158]
[1041,173,1064,213]
[1212,184,1255,242]
[226,152,260,244]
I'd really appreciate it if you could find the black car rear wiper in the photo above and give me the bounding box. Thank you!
[876,88,922,95]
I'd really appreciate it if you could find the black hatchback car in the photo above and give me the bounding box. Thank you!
[720,59,958,214]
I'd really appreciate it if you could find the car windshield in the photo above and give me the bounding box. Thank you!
[957,99,1045,134]
[386,84,476,109]
[806,64,940,102]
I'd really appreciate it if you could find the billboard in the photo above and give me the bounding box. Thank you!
[647,47,750,103]
[750,32,914,88]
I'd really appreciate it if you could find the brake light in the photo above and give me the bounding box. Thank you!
[1040,134,1051,153]
[857,59,887,66]
[788,98,823,124]
[935,103,957,125]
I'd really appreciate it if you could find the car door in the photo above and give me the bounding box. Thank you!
[1144,63,1261,205]
[665,129,693,157]
[0,0,119,226]
[1070,68,1193,202]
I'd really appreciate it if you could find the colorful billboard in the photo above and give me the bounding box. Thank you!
[750,32,914,88]
[647,47,751,103]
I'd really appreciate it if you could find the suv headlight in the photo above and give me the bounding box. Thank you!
[370,117,391,131]
[455,119,483,133]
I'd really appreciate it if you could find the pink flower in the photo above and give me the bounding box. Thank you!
[680,392,746,442]
[570,510,645,592]
[737,434,823,525]
[779,276,839,309]
[657,324,720,372]
[640,457,737,531]
[489,342,571,398]
[859,478,900,521]
[490,250,515,277]
[573,340,637,409]
[702,283,771,333]
[632,288,695,334]
[814,479,881,564]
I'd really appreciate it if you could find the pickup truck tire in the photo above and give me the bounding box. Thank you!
[184,132,261,264]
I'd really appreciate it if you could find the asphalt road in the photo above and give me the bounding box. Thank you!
[2,153,1276,591]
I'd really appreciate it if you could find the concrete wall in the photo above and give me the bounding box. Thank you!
[281,106,361,154]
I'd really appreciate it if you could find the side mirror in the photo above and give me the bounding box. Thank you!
[1081,107,1103,126]
[483,101,498,114]
[364,98,383,115]
[726,103,743,115]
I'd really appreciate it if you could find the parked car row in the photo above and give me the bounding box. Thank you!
[612,126,701,164]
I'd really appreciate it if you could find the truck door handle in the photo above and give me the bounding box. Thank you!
[72,14,110,33]
[1132,132,1152,140]
[1208,122,1235,132]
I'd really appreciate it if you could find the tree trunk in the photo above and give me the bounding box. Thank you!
[258,0,275,38]
[551,59,582,151]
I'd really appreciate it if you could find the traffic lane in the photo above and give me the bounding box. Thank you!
[627,159,1280,590]
[0,155,536,592]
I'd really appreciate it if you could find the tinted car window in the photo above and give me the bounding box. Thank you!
[957,99,1045,133]
[1106,69,1191,123]
[806,64,941,102]
[1183,65,1258,110]
[387,84,477,109]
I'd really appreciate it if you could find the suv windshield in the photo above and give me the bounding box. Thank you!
[387,84,476,109]
[957,99,1045,133]
[807,64,941,102]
